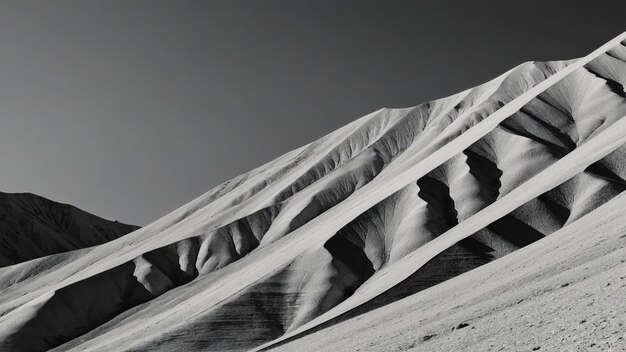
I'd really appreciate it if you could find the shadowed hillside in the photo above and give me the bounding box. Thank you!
[0,192,139,267]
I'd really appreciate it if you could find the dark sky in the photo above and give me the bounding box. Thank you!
[0,1,624,225]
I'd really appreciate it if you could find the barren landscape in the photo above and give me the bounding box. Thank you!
[1,31,626,351]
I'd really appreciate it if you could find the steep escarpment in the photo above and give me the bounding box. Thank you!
[1,32,626,352]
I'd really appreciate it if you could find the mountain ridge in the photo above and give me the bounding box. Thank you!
[1,31,626,351]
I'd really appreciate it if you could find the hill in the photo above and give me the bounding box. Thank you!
[0,192,138,267]
[1,31,625,351]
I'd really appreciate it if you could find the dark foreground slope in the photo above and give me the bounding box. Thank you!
[0,192,139,267]
[1,32,626,352]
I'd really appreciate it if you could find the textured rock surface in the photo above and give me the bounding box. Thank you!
[268,191,626,352]
[1,32,626,352]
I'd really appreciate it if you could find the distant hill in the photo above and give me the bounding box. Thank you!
[0,192,139,267]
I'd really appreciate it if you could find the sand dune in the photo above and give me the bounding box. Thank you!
[1,32,626,352]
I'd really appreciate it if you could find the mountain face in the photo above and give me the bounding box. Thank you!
[0,192,139,267]
[1,32,626,352]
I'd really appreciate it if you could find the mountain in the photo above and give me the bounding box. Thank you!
[1,31,626,352]
[267,191,626,352]
[0,192,139,267]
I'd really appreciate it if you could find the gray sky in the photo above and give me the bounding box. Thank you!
[1,1,625,225]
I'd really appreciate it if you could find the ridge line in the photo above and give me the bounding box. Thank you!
[249,30,626,352]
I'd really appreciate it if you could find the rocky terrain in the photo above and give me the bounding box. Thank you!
[0,32,625,351]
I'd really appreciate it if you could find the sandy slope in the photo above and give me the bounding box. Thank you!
[1,32,626,351]
[0,192,138,267]
[268,193,626,352]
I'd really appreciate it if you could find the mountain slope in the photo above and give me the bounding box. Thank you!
[268,188,626,352]
[0,192,139,267]
[1,32,626,352]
